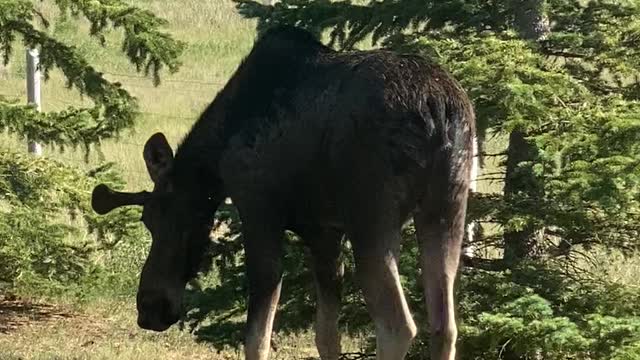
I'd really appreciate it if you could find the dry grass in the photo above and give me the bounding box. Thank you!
[586,249,640,288]
[0,296,230,359]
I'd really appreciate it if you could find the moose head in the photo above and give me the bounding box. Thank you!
[92,133,218,331]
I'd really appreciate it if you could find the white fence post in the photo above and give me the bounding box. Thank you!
[26,48,42,156]
[263,0,273,4]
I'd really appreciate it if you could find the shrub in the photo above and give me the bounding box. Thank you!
[0,151,140,293]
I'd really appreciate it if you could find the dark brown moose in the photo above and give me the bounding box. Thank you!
[91,25,475,360]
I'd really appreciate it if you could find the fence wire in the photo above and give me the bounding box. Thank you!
[102,71,225,86]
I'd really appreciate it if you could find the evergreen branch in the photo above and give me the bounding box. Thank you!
[540,48,587,59]
[0,151,141,247]
[0,0,185,147]
[7,19,137,141]
[234,0,514,49]
[0,101,115,149]
[234,0,448,49]
[461,255,507,271]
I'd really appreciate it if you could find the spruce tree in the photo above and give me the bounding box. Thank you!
[220,4,640,355]
[234,0,640,265]
[502,0,550,264]
[0,0,184,289]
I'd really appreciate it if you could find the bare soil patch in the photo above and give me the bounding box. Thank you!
[0,294,74,334]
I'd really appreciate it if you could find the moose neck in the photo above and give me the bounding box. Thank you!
[170,26,330,205]
[169,54,250,200]
[169,46,255,201]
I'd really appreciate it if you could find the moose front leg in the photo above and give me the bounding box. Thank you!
[242,209,285,360]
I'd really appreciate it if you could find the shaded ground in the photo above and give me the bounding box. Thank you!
[0,295,75,334]
[0,295,231,359]
[0,295,368,359]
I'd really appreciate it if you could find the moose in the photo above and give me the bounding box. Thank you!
[91,25,475,360]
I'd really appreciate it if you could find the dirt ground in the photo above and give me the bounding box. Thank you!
[0,295,341,359]
[0,295,76,334]
[0,295,233,359]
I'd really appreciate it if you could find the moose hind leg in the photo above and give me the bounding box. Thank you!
[414,189,468,360]
[350,224,417,360]
[301,227,344,360]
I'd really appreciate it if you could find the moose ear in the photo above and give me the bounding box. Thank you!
[143,132,173,183]
[91,184,149,215]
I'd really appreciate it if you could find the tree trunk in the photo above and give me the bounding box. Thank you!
[502,0,550,265]
[513,0,550,41]
[503,130,545,264]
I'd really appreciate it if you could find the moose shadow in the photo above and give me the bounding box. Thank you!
[179,238,378,354]
[0,295,73,333]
